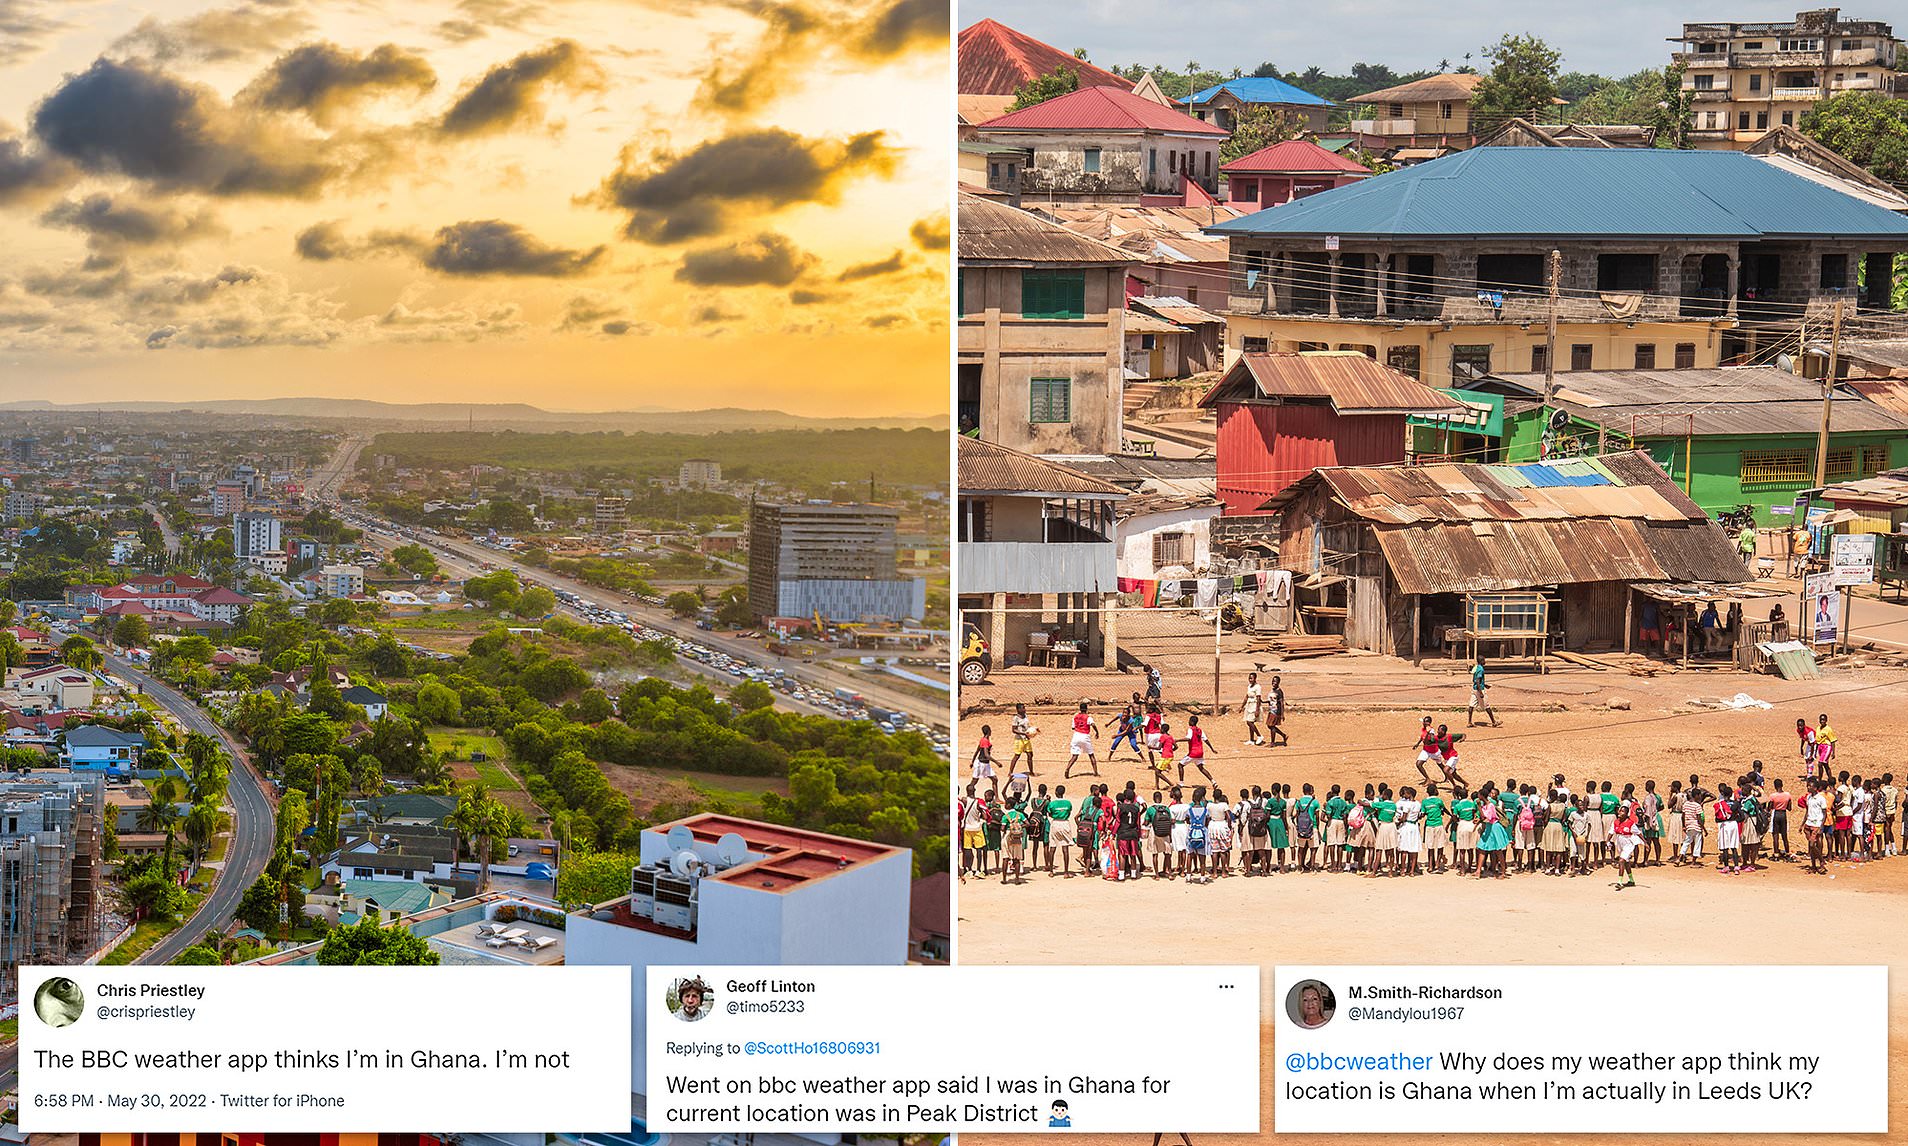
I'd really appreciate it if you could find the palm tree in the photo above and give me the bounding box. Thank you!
[0,600,16,627]
[139,778,183,874]
[411,754,450,789]
[0,632,24,678]
[60,635,101,674]
[183,800,224,864]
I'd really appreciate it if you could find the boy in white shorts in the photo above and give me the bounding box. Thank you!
[1063,702,1099,780]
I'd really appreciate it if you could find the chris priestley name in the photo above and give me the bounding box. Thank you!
[96,984,207,1000]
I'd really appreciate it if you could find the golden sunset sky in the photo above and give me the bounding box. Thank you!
[0,0,949,415]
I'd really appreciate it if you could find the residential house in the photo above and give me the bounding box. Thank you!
[1198,351,1465,512]
[318,828,457,883]
[957,19,1134,97]
[1220,139,1371,211]
[1187,76,1335,135]
[1471,366,1908,523]
[1259,452,1748,658]
[10,665,95,711]
[957,193,1135,452]
[319,564,365,598]
[61,725,144,774]
[957,139,1031,203]
[340,685,388,721]
[1124,296,1229,381]
[1116,491,1225,579]
[1346,72,1504,156]
[1744,125,1908,211]
[971,86,1228,206]
[957,436,1127,667]
[1673,9,1901,150]
[1475,118,1659,148]
[1209,148,1908,383]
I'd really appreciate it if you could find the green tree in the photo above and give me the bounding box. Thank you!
[665,591,702,617]
[125,868,187,921]
[730,681,775,712]
[113,613,151,647]
[1009,64,1080,111]
[415,681,462,724]
[59,635,102,673]
[1470,33,1563,121]
[714,586,751,628]
[451,784,511,892]
[174,944,221,966]
[571,688,614,724]
[238,873,284,934]
[138,776,183,872]
[389,543,438,576]
[1802,92,1908,185]
[183,800,224,863]
[516,586,556,617]
[555,849,639,908]
[276,788,311,852]
[1220,104,1307,163]
[315,915,441,965]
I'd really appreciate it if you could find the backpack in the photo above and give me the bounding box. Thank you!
[1186,804,1209,850]
[1517,806,1536,831]
[1151,805,1174,837]
[1247,806,1270,834]
[1296,802,1315,836]
[983,802,1002,828]
[1347,806,1366,832]
[1027,801,1047,834]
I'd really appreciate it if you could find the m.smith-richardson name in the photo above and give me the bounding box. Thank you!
[1347,986,1504,1000]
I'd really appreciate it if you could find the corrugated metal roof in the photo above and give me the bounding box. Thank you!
[1823,474,1908,507]
[1348,73,1484,104]
[1132,295,1224,325]
[1849,378,1908,418]
[958,437,1130,498]
[957,19,1133,96]
[978,85,1229,135]
[1221,138,1371,175]
[1207,148,1908,240]
[958,194,1137,265]
[1844,339,1908,371]
[1189,76,1333,109]
[1276,451,1747,593]
[957,94,1016,126]
[1198,351,1467,415]
[1490,367,1908,437]
[1123,311,1185,334]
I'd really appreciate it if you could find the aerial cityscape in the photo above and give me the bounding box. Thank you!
[954,4,1908,1142]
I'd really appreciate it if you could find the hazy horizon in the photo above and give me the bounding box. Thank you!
[0,0,950,416]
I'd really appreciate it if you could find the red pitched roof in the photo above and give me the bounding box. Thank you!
[193,587,250,605]
[979,85,1227,136]
[1222,139,1370,175]
[958,19,1133,96]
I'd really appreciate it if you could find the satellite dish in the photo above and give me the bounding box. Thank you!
[715,833,749,867]
[1775,353,1795,373]
[665,825,694,853]
[669,851,699,878]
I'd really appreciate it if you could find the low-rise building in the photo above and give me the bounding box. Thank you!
[971,86,1228,205]
[1673,8,1901,151]
[319,564,365,598]
[1187,76,1334,135]
[11,665,95,711]
[340,684,388,721]
[1221,139,1372,211]
[61,725,144,774]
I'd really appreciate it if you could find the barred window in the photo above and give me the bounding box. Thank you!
[1029,377,1072,423]
[1153,531,1191,570]
[1861,444,1890,477]
[1741,449,1812,486]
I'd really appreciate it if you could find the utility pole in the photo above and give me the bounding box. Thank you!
[1814,298,1845,488]
[1543,249,1560,403]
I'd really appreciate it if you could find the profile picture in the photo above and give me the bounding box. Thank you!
[666,975,714,1022]
[1285,980,1335,1030]
[33,977,83,1028]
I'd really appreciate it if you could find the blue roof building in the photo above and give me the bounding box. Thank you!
[1188,76,1334,136]
[1204,147,1908,389]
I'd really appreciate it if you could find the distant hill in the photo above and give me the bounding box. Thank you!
[0,397,947,432]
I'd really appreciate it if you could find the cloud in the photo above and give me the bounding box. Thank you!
[112,3,315,64]
[243,42,437,126]
[691,303,742,324]
[40,193,224,257]
[675,232,815,287]
[437,40,603,137]
[0,133,73,204]
[0,0,68,68]
[297,219,605,277]
[32,58,338,197]
[598,128,898,243]
[694,0,946,113]
[556,290,644,335]
[696,2,819,113]
[378,300,526,343]
[788,288,830,305]
[601,319,639,335]
[145,325,178,349]
[909,211,949,250]
[836,250,906,282]
[855,0,948,56]
[866,313,906,328]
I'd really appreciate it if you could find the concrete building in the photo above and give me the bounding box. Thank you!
[592,495,628,536]
[971,85,1228,206]
[0,772,105,988]
[319,564,365,598]
[1211,148,1908,382]
[210,482,247,517]
[4,490,44,520]
[747,502,925,622]
[958,193,1136,452]
[1187,76,1335,135]
[1673,8,1901,150]
[1221,139,1371,211]
[568,813,912,1100]
[957,437,1127,667]
[232,511,282,561]
[677,459,721,487]
[1347,72,1493,156]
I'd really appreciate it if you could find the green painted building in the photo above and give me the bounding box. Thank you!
[1472,368,1908,525]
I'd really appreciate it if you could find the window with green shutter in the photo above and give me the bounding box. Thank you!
[1029,377,1072,423]
[1021,270,1087,319]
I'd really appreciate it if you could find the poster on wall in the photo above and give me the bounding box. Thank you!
[1832,533,1877,587]
[1803,571,1838,645]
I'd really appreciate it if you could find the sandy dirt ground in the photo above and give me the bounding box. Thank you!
[957,662,1908,1145]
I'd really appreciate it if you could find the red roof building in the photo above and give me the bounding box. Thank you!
[1198,352,1464,512]
[973,87,1228,205]
[1221,139,1369,211]
[958,19,1133,96]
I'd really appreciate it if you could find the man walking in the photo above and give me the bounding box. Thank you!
[1468,656,1499,728]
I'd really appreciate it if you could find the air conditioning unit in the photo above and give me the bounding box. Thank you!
[654,876,698,931]
[629,864,660,916]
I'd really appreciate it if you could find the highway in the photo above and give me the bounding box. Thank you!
[109,655,276,967]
